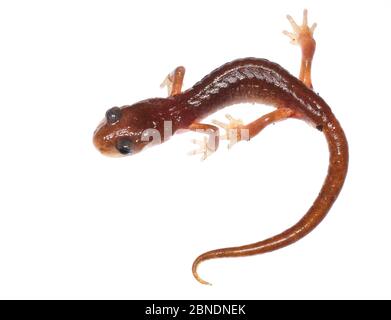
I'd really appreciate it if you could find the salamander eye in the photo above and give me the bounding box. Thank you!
[116,138,133,155]
[106,106,121,124]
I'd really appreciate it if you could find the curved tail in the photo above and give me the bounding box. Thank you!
[192,115,349,285]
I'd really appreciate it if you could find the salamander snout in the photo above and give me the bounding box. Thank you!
[93,106,147,157]
[93,101,169,157]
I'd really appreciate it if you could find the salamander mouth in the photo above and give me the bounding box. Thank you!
[93,140,123,157]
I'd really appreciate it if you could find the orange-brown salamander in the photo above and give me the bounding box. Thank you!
[93,10,349,285]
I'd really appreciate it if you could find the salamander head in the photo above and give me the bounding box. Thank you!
[93,99,172,157]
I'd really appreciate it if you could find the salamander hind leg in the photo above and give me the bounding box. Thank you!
[160,66,186,96]
[283,9,317,88]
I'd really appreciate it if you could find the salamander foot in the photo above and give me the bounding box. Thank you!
[189,137,216,160]
[283,9,316,45]
[160,66,185,97]
[283,9,317,88]
[212,114,248,148]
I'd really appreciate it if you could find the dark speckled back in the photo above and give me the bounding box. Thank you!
[174,58,332,129]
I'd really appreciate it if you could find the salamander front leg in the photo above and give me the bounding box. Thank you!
[160,66,186,96]
[188,123,220,160]
[283,9,316,89]
[212,108,294,149]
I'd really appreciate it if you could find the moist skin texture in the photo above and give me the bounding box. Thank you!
[93,11,348,285]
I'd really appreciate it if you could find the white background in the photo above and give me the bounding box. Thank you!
[0,0,390,299]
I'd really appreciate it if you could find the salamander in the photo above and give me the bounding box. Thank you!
[93,10,349,285]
